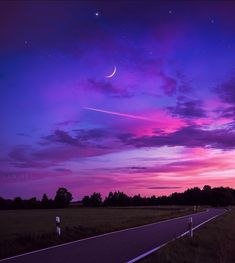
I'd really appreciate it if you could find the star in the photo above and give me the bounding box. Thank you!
[95,12,99,17]
[24,40,28,45]
[168,10,173,15]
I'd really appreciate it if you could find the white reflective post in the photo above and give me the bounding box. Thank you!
[188,217,193,238]
[56,216,61,236]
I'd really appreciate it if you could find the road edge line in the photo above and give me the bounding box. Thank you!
[0,209,210,262]
[126,210,226,263]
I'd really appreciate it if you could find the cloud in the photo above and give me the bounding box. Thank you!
[8,145,55,168]
[7,143,119,169]
[218,106,235,119]
[127,158,224,175]
[7,128,124,170]
[8,123,235,173]
[213,77,235,120]
[160,74,177,96]
[9,145,30,162]
[83,79,132,98]
[217,77,235,104]
[42,130,80,147]
[55,120,79,126]
[74,128,110,141]
[41,128,110,147]
[130,166,147,170]
[54,168,72,173]
[132,58,179,96]
[168,96,206,118]
[147,186,182,189]
[17,133,31,137]
[120,125,235,150]
[118,133,136,143]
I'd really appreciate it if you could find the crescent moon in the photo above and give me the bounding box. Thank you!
[105,66,117,78]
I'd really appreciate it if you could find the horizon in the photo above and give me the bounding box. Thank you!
[1,184,233,202]
[1,1,235,200]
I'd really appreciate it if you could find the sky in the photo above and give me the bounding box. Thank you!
[1,1,235,200]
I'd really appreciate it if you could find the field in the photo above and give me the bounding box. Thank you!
[0,206,197,259]
[141,207,235,263]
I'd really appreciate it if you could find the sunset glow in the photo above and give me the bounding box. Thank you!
[1,1,235,199]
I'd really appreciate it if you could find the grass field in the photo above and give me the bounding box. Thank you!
[0,206,197,259]
[141,207,235,263]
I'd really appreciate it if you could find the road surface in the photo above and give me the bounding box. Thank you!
[0,208,225,263]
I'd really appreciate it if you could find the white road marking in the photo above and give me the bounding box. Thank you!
[126,210,226,263]
[0,209,215,262]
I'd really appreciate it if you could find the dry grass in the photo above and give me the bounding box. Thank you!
[0,206,196,259]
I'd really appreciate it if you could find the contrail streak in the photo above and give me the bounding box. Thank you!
[84,107,156,122]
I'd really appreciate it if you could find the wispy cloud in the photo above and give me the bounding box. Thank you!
[168,96,206,118]
[147,186,182,189]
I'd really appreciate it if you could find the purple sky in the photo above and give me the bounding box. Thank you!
[1,1,235,199]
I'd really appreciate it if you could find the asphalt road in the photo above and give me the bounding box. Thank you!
[1,208,225,263]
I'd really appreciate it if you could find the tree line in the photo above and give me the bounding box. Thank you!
[0,187,72,209]
[1,185,235,209]
[83,185,235,207]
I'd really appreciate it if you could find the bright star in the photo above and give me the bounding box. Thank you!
[95,12,99,16]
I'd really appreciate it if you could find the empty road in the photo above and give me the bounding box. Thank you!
[0,208,225,263]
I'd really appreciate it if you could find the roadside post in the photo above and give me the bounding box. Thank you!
[56,216,61,236]
[188,217,193,238]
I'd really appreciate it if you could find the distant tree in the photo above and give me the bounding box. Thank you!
[211,187,234,206]
[203,185,212,192]
[41,194,51,208]
[157,195,170,205]
[0,197,7,209]
[42,193,49,203]
[54,187,73,208]
[13,197,23,209]
[149,195,157,206]
[132,194,142,206]
[90,192,102,206]
[104,191,130,206]
[182,187,201,205]
[202,185,212,205]
[82,195,91,207]
[82,193,102,207]
[27,197,38,209]
[1,184,235,210]
[170,192,181,205]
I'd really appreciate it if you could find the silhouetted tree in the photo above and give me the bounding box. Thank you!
[149,195,157,206]
[82,195,91,207]
[104,191,131,206]
[132,194,142,206]
[183,187,202,205]
[211,187,234,206]
[54,187,73,208]
[13,197,23,209]
[41,193,53,208]
[27,197,39,209]
[0,197,8,209]
[1,185,235,209]
[203,185,212,191]
[82,192,102,207]
[90,192,102,206]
